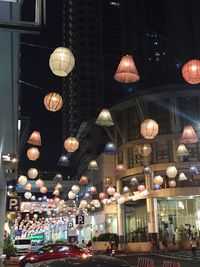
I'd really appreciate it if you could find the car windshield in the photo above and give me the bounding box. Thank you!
[14,240,31,245]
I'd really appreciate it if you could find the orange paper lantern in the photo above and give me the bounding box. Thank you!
[114,55,140,83]
[182,59,200,84]
[138,144,152,156]
[140,119,159,139]
[40,186,47,194]
[27,147,40,161]
[64,136,79,152]
[27,131,41,146]
[79,175,88,185]
[44,92,63,112]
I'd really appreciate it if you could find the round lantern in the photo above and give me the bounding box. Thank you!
[88,160,98,170]
[92,199,101,208]
[71,185,80,194]
[68,191,76,200]
[117,196,126,204]
[116,164,126,172]
[140,189,149,197]
[33,214,38,219]
[99,192,106,200]
[79,200,88,209]
[44,92,63,112]
[182,59,200,84]
[55,183,63,190]
[18,175,27,185]
[40,186,47,194]
[189,165,199,175]
[35,179,44,188]
[54,197,60,204]
[168,179,176,188]
[166,166,177,178]
[79,176,88,185]
[27,147,40,161]
[28,168,38,179]
[153,175,164,186]
[24,183,32,191]
[24,192,32,200]
[104,142,117,155]
[113,192,121,199]
[64,136,79,152]
[140,119,159,139]
[103,177,112,187]
[138,185,146,192]
[90,186,97,195]
[106,199,112,205]
[154,185,161,190]
[107,186,116,195]
[130,177,138,186]
[49,47,75,77]
[123,186,130,193]
[31,195,36,201]
[47,210,52,216]
[138,144,152,156]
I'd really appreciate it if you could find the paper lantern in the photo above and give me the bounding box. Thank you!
[79,175,88,185]
[154,185,161,190]
[103,177,112,187]
[95,109,114,126]
[114,55,140,83]
[90,186,97,195]
[99,192,106,200]
[92,199,101,208]
[178,173,188,181]
[177,144,189,156]
[113,192,121,199]
[47,210,51,216]
[104,142,116,155]
[140,189,149,197]
[138,185,146,192]
[154,175,164,186]
[88,160,98,170]
[107,186,116,195]
[106,199,112,205]
[27,147,40,161]
[141,119,159,139]
[64,136,79,152]
[138,144,152,156]
[53,189,60,196]
[40,186,47,194]
[68,191,76,200]
[182,59,200,84]
[117,196,126,204]
[123,186,130,193]
[54,197,60,204]
[55,183,63,190]
[166,166,177,178]
[79,200,88,208]
[31,195,36,201]
[116,164,126,173]
[130,177,138,186]
[168,179,176,188]
[28,168,38,179]
[27,131,41,146]
[24,183,32,191]
[18,175,27,185]
[49,47,75,77]
[181,125,198,144]
[44,92,63,112]
[58,154,70,167]
[189,165,199,175]
[24,192,32,200]
[35,179,44,188]
[71,185,80,194]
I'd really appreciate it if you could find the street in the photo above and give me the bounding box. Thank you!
[116,250,200,267]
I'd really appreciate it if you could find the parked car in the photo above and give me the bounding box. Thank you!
[19,243,91,267]
[20,255,130,267]
[14,238,32,255]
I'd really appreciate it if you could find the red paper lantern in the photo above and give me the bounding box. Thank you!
[27,131,42,146]
[181,125,198,144]
[182,59,200,84]
[44,92,63,112]
[114,55,140,83]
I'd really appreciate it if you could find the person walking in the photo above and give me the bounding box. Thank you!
[162,236,168,253]
[191,238,197,256]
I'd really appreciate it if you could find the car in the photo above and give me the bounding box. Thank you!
[18,243,91,267]
[14,238,32,255]
[21,255,130,267]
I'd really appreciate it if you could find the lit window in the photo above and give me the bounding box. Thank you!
[110,1,120,7]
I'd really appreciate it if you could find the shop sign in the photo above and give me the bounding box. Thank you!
[7,196,21,212]
[76,215,84,225]
[67,221,74,229]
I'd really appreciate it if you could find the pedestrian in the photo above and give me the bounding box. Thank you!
[162,236,168,253]
[172,234,176,249]
[191,238,197,256]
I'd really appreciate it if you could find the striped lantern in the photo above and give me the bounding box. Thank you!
[140,119,159,139]
[64,136,79,152]
[44,92,63,112]
[182,59,200,84]
[27,147,40,161]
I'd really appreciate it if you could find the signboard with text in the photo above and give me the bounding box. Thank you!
[7,196,21,212]
[76,215,84,225]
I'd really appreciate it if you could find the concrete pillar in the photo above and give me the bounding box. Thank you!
[116,178,125,242]
[145,172,158,239]
[0,186,6,259]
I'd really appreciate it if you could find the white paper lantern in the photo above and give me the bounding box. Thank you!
[107,186,116,195]
[92,199,101,208]
[117,196,126,204]
[166,166,177,178]
[24,192,32,200]
[28,168,38,179]
[47,210,52,216]
[35,179,44,188]
[49,47,75,77]
[68,191,76,200]
[102,198,108,205]
[106,199,112,205]
[140,189,149,197]
[123,186,130,193]
[154,175,164,186]
[18,175,27,185]
[71,185,80,194]
[79,200,88,208]
[31,195,36,201]
[178,172,188,181]
[113,192,121,199]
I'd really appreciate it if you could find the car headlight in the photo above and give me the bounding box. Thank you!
[19,256,26,261]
